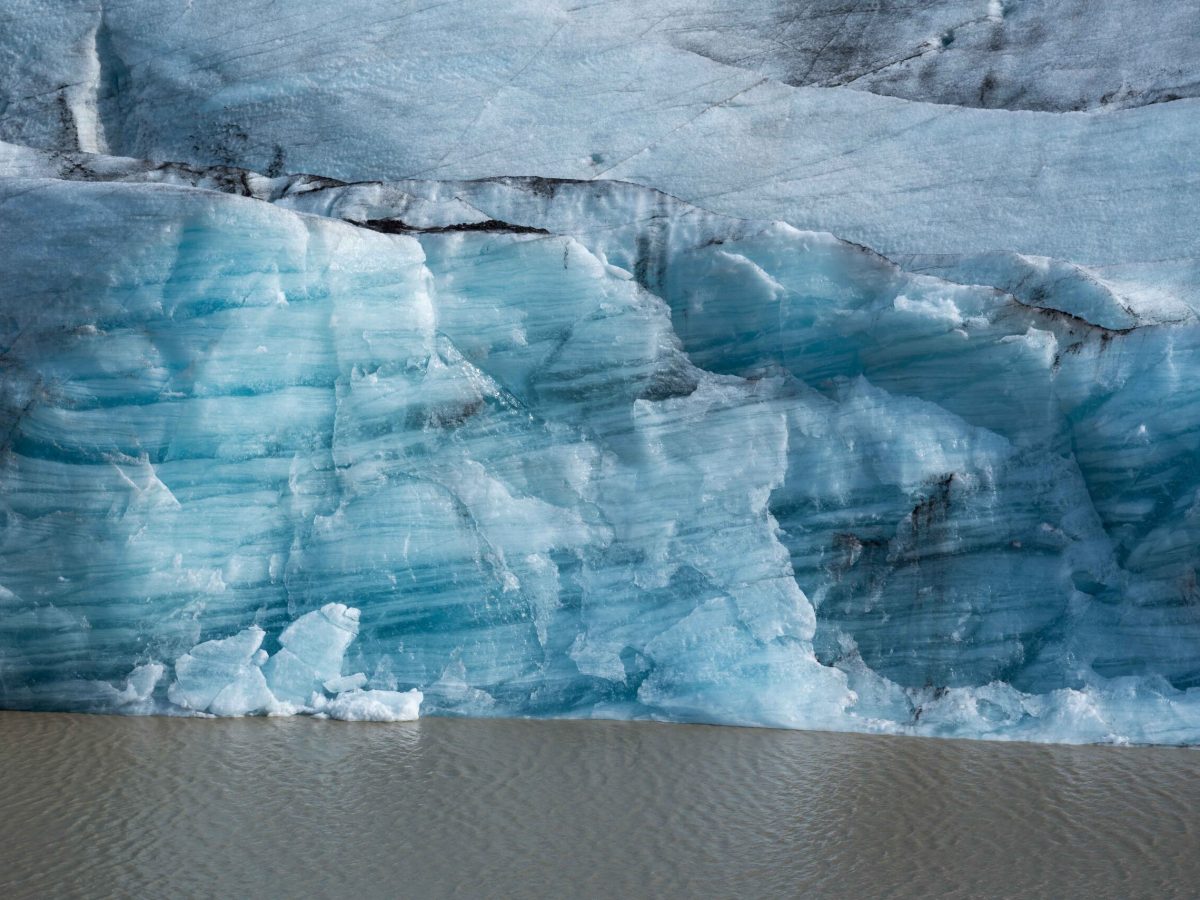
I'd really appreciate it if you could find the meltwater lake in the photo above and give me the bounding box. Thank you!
[2,713,1197,899]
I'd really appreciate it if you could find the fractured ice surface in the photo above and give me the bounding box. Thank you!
[1,156,1198,742]
[3,0,1197,270]
[1,2,1198,742]
[164,604,420,720]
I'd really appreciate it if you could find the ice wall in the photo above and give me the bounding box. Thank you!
[1,2,1198,743]
[1,153,1198,742]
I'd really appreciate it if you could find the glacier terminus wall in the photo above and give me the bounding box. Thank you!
[1,1,1199,743]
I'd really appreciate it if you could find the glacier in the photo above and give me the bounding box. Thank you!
[1,1,1199,743]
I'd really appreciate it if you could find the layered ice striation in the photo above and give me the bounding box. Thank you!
[0,151,1197,742]
[2,1,1199,743]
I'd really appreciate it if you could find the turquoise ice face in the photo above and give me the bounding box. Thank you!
[1,0,1198,743]
[0,165,1198,744]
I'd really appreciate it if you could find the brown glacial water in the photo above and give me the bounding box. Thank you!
[1,712,1197,899]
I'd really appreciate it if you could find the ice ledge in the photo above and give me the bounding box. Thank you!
[5,139,1189,328]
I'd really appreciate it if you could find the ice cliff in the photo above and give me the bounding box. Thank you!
[1,1,1198,742]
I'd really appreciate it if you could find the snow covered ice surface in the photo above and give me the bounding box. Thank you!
[1,2,1198,743]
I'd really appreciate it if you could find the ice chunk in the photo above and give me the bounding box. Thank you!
[162,606,419,720]
[167,627,275,716]
[317,689,423,723]
[324,673,368,694]
[262,604,361,706]
[119,663,166,705]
